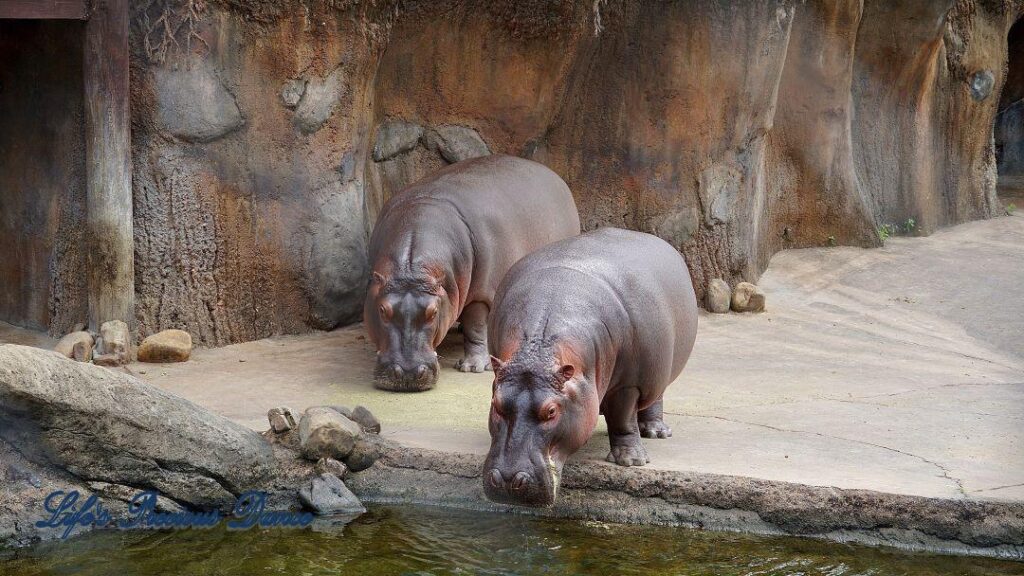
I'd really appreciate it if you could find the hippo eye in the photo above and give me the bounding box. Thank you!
[540,402,559,422]
[424,302,437,322]
[378,304,390,320]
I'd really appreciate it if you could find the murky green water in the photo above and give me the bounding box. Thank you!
[3,505,1022,575]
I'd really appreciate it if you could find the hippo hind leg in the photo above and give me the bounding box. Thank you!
[454,301,491,373]
[638,399,673,439]
[603,387,650,467]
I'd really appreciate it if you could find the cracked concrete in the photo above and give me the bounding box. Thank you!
[2,212,1021,553]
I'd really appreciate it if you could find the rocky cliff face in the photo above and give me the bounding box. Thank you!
[127,0,1022,346]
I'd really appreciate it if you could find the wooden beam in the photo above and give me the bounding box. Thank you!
[0,0,88,19]
[84,0,133,332]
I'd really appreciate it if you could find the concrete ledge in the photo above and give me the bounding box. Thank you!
[348,445,1024,561]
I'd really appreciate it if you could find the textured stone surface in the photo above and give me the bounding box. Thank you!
[731,282,766,313]
[315,457,348,478]
[423,124,491,163]
[705,279,732,314]
[268,406,296,433]
[0,345,275,509]
[94,320,130,366]
[154,57,244,143]
[117,0,1021,346]
[299,407,362,461]
[137,329,192,363]
[350,405,381,434]
[298,472,365,515]
[346,433,385,472]
[54,331,93,361]
[372,120,424,161]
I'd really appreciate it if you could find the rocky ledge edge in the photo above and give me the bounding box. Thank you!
[348,448,1024,561]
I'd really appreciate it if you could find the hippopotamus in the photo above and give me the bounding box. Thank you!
[364,154,581,392]
[482,228,698,507]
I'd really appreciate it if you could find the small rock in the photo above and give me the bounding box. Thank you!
[299,407,362,461]
[315,457,348,479]
[298,473,365,515]
[54,331,94,362]
[372,120,424,161]
[705,279,731,314]
[267,407,296,433]
[423,124,490,163]
[294,67,344,135]
[280,78,306,108]
[731,282,766,313]
[137,329,192,363]
[349,405,381,434]
[345,434,385,472]
[95,320,130,366]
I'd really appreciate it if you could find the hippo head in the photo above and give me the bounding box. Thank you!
[483,342,599,507]
[364,268,452,391]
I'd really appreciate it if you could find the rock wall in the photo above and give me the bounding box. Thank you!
[121,0,1022,345]
[0,21,88,335]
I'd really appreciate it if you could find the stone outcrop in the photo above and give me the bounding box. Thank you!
[705,279,732,314]
[731,282,766,313]
[298,407,361,461]
[0,345,275,509]
[153,57,244,143]
[93,320,130,366]
[53,331,93,362]
[298,472,365,515]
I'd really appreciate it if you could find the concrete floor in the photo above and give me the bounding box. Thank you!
[4,212,1022,506]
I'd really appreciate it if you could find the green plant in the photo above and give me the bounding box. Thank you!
[904,218,916,233]
[826,235,836,247]
[1008,203,1017,215]
[877,224,892,242]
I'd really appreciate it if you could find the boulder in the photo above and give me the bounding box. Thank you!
[299,407,361,461]
[54,331,93,362]
[706,279,732,314]
[137,329,192,363]
[298,473,365,515]
[154,57,244,143]
[267,406,296,433]
[0,345,274,509]
[315,457,348,479]
[280,79,306,108]
[93,320,130,367]
[350,405,381,434]
[373,120,424,161]
[345,434,385,472]
[294,67,344,134]
[424,124,490,163]
[731,282,766,313]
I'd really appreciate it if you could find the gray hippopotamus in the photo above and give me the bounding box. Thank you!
[482,228,698,507]
[364,154,581,392]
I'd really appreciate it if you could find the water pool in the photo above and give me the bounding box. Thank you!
[3,505,1021,575]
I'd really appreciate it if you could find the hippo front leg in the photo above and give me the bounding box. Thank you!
[454,302,491,373]
[603,387,650,467]
[638,398,673,439]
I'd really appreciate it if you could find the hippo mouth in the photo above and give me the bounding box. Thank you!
[482,453,562,508]
[373,361,439,392]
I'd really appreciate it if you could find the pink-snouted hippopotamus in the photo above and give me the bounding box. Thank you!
[364,154,581,392]
[483,228,698,507]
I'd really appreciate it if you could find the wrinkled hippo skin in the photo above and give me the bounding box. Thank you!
[483,228,698,507]
[364,154,581,391]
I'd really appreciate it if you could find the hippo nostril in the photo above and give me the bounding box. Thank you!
[510,471,531,492]
[390,365,404,381]
[487,469,504,489]
[416,365,428,381]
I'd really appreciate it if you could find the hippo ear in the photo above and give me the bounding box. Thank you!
[490,356,506,373]
[554,364,576,390]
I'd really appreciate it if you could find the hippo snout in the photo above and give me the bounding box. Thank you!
[374,357,439,392]
[483,467,554,508]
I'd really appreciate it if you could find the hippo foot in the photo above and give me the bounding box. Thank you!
[638,418,672,439]
[606,443,650,467]
[455,355,492,373]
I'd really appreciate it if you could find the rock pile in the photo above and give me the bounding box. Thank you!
[267,404,384,515]
[706,278,767,314]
